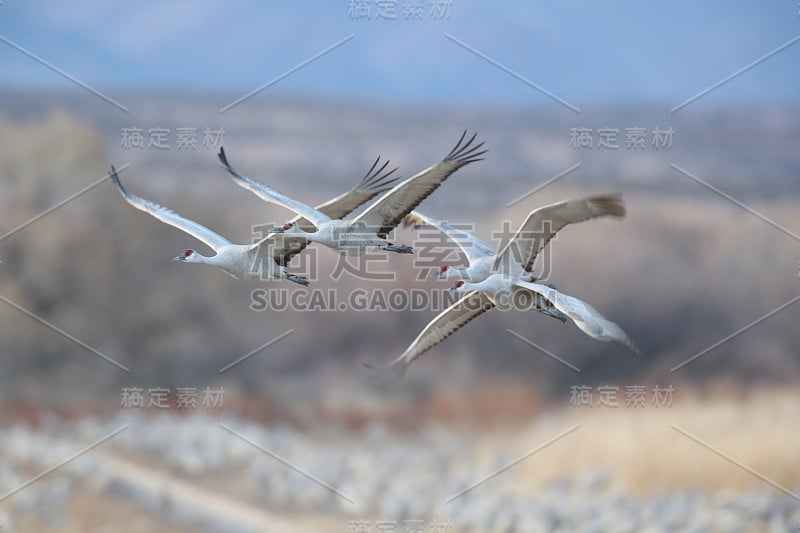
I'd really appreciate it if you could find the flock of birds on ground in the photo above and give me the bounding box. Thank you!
[110,131,639,379]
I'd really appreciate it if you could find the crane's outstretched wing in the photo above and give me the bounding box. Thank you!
[402,210,495,266]
[218,147,331,228]
[354,131,486,238]
[250,231,312,266]
[271,156,400,265]
[513,279,640,355]
[110,166,231,251]
[312,156,399,223]
[365,290,495,381]
[493,194,625,277]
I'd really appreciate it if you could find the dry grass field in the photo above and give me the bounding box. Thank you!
[1,387,798,532]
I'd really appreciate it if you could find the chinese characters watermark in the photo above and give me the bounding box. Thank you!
[347,0,453,21]
[569,385,674,408]
[569,127,674,150]
[346,518,452,532]
[120,126,225,150]
[120,386,225,409]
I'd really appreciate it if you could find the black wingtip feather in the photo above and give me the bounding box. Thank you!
[364,156,381,181]
[369,168,399,190]
[109,165,127,195]
[364,159,391,187]
[217,146,228,166]
[217,146,251,184]
[374,158,390,179]
[445,131,487,162]
[358,156,401,192]
[445,130,469,160]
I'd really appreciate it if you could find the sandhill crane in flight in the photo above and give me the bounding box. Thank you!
[371,273,639,380]
[403,194,626,282]
[217,131,486,257]
[109,157,398,285]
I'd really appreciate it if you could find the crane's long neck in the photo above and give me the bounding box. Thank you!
[455,280,484,292]
[189,251,243,279]
[471,275,509,294]
[295,228,317,240]
[445,266,470,281]
[463,264,485,281]
[289,226,327,244]
[188,252,218,266]
[458,258,495,282]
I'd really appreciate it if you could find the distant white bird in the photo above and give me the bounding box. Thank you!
[109,157,399,285]
[403,194,626,282]
[217,131,486,256]
[371,273,639,379]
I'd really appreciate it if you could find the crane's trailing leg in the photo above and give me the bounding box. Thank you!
[383,243,413,254]
[541,308,567,323]
[287,275,310,286]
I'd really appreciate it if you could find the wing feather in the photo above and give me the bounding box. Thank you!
[366,290,494,381]
[402,211,494,266]
[308,156,399,223]
[513,279,640,355]
[109,166,231,251]
[355,131,486,238]
[217,147,331,227]
[493,194,625,276]
[270,156,399,265]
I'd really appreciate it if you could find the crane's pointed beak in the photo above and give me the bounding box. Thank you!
[430,270,445,280]
[272,226,286,233]
[172,255,184,262]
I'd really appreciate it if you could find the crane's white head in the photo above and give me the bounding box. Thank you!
[431,264,450,279]
[448,279,466,292]
[432,264,469,280]
[172,249,199,263]
[273,222,295,234]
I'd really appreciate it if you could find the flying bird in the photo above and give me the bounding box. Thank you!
[218,131,486,256]
[403,194,626,282]
[259,156,399,265]
[109,156,399,285]
[370,273,639,380]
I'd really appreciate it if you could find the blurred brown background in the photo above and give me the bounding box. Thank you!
[0,94,798,531]
[4,2,800,529]
[2,95,798,400]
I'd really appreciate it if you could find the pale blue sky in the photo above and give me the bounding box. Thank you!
[1,1,798,109]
